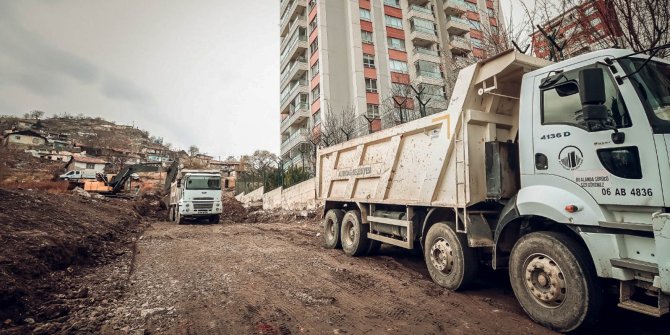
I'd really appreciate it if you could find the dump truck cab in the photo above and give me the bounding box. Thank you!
[502,49,670,317]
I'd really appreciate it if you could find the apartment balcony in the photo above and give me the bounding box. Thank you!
[282,153,307,170]
[409,25,438,47]
[280,16,307,50]
[408,4,434,21]
[449,35,472,55]
[280,129,309,154]
[280,33,308,69]
[443,0,467,16]
[415,70,445,86]
[412,47,442,63]
[280,58,308,89]
[407,0,431,6]
[280,79,309,113]
[280,103,309,133]
[280,0,307,37]
[446,16,470,35]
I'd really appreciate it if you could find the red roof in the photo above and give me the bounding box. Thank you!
[72,156,108,164]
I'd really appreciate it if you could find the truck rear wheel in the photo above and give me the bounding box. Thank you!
[509,231,602,332]
[323,209,344,249]
[340,210,370,257]
[424,222,477,291]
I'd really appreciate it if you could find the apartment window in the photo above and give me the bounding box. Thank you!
[363,54,376,68]
[590,17,601,26]
[360,8,371,21]
[308,0,316,10]
[367,104,380,119]
[385,15,403,29]
[419,84,445,99]
[469,19,481,30]
[86,163,95,169]
[309,17,318,33]
[384,0,400,8]
[387,37,406,51]
[389,59,408,73]
[471,38,483,48]
[311,85,320,102]
[361,30,374,44]
[465,2,477,11]
[585,6,596,15]
[415,60,441,78]
[313,110,321,124]
[311,60,320,77]
[310,39,319,54]
[392,83,411,94]
[365,78,378,93]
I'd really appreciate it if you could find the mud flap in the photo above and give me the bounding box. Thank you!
[652,213,670,294]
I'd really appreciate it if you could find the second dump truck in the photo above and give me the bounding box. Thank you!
[317,49,670,331]
[166,169,223,224]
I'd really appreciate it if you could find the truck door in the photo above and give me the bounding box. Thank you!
[532,63,664,207]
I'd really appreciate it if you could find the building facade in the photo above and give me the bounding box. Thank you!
[531,0,623,60]
[279,0,500,168]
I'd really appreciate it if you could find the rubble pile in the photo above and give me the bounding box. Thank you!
[220,195,248,222]
[132,191,166,220]
[0,188,145,328]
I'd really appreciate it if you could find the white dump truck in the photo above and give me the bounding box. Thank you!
[317,49,670,332]
[166,169,222,224]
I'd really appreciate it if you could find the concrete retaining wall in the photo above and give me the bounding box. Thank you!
[281,178,318,211]
[262,186,283,210]
[238,186,264,205]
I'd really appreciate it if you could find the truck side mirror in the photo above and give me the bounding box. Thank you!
[578,68,608,123]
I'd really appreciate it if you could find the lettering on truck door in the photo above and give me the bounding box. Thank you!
[532,62,664,207]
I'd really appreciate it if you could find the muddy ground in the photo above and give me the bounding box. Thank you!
[4,215,669,334]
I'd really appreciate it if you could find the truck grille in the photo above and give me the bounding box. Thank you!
[193,202,213,210]
[193,197,214,201]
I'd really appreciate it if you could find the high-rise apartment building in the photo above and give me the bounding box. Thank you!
[531,0,622,60]
[279,0,500,169]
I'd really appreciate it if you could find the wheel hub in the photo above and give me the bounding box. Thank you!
[524,254,567,308]
[429,238,454,274]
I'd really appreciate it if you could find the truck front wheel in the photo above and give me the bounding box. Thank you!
[424,222,477,291]
[340,210,370,256]
[176,207,185,225]
[509,231,602,332]
[323,209,344,249]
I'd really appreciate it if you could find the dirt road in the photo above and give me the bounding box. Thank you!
[95,221,550,334]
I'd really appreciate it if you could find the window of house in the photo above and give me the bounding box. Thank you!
[389,59,408,73]
[416,60,441,78]
[311,85,320,102]
[86,163,95,169]
[387,37,406,51]
[363,53,376,68]
[541,66,631,130]
[361,30,374,44]
[367,104,380,118]
[384,0,400,8]
[410,18,435,34]
[360,8,371,21]
[385,15,403,29]
[365,78,378,93]
[311,60,320,77]
[310,39,319,54]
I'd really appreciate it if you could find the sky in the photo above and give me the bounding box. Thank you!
[0,0,280,159]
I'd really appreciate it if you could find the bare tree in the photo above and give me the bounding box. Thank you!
[320,103,358,147]
[188,145,199,157]
[29,110,45,120]
[605,0,670,57]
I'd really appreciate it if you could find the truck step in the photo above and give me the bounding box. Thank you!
[618,300,668,317]
[367,232,412,249]
[610,258,659,274]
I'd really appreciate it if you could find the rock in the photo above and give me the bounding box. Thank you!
[72,187,91,198]
[316,233,321,237]
[34,323,61,335]
[23,317,35,324]
[73,287,89,299]
[140,308,166,318]
[42,304,70,320]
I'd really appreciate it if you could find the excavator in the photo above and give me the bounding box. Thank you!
[83,163,162,197]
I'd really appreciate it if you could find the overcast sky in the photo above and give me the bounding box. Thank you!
[0,0,280,159]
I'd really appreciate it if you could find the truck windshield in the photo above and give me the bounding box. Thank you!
[619,58,670,133]
[185,176,221,190]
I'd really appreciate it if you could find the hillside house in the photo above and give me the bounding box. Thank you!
[2,130,48,148]
[65,156,108,173]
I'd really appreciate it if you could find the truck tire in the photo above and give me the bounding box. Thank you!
[168,206,175,222]
[424,222,477,291]
[176,207,185,225]
[508,231,602,332]
[323,209,344,249]
[340,210,371,257]
[367,240,382,255]
[211,215,221,224]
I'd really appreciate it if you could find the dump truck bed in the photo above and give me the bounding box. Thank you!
[316,50,550,208]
